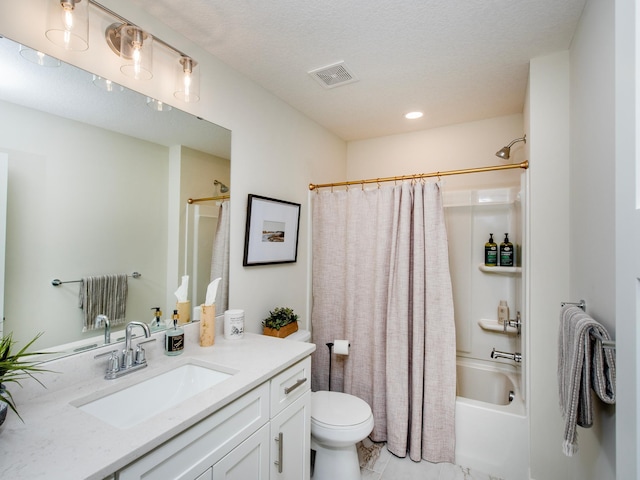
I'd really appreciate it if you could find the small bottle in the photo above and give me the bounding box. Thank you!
[150,307,163,332]
[484,233,497,266]
[500,233,514,267]
[498,300,510,324]
[165,310,184,356]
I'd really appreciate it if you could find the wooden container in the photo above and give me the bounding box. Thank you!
[200,304,215,346]
[263,321,298,338]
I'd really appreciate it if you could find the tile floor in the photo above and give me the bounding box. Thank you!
[358,439,504,480]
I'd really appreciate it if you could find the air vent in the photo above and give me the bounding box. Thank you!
[308,61,359,89]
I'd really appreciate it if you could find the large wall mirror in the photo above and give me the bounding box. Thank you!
[0,35,231,355]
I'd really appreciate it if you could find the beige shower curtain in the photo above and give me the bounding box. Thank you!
[210,200,230,312]
[311,181,456,463]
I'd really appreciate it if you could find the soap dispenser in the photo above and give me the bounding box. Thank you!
[165,310,185,356]
[150,307,163,332]
[499,233,514,267]
[484,233,497,266]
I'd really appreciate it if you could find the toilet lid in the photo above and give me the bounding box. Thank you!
[311,391,372,427]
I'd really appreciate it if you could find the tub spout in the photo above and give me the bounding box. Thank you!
[491,348,522,363]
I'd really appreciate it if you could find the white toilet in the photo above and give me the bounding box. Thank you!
[284,330,375,480]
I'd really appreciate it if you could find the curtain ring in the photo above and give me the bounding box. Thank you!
[361,181,365,191]
[377,178,381,189]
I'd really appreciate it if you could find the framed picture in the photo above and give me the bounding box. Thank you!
[243,194,301,266]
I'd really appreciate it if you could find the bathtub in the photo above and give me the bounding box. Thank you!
[454,357,529,480]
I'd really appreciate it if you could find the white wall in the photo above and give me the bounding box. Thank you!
[348,114,525,191]
[0,0,347,336]
[527,52,572,480]
[568,0,616,477]
[614,0,639,477]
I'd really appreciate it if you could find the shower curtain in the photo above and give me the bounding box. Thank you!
[210,200,230,312]
[311,181,456,463]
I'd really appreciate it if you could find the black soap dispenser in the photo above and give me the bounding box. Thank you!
[500,233,514,267]
[485,233,497,266]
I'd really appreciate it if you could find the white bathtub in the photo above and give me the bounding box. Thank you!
[454,357,529,479]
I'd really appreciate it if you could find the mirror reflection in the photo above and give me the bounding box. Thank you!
[0,35,231,355]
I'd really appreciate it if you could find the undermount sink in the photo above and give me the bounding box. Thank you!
[73,362,234,429]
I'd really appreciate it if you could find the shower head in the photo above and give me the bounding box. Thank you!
[495,135,526,160]
[214,179,229,193]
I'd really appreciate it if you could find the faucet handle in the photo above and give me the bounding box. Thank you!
[134,338,156,365]
[94,349,120,375]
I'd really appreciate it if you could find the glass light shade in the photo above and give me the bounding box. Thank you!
[119,26,153,80]
[18,45,61,67]
[146,97,172,112]
[92,75,124,93]
[174,57,200,103]
[45,0,89,51]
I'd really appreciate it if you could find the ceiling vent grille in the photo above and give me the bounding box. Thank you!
[308,62,358,89]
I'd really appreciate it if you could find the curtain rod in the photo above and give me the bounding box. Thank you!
[188,195,230,204]
[308,160,529,191]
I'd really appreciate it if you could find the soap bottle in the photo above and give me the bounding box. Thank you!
[150,307,163,332]
[484,233,497,266]
[498,300,510,324]
[165,310,184,356]
[499,233,514,267]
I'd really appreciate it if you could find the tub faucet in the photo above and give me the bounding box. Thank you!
[491,348,522,363]
[94,314,111,345]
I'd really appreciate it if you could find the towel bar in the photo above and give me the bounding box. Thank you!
[561,300,615,350]
[52,272,141,286]
[561,299,586,311]
[589,329,616,350]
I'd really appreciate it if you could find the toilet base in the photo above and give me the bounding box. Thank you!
[311,437,361,480]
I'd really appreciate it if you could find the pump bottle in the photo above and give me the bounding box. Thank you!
[484,233,497,266]
[500,233,514,267]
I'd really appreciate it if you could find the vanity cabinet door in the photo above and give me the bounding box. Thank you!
[270,390,311,480]
[211,423,270,479]
[195,468,213,480]
[116,383,269,480]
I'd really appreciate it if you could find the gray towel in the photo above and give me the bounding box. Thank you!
[79,274,128,332]
[557,305,616,456]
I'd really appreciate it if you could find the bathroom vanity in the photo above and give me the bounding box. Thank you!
[0,326,314,480]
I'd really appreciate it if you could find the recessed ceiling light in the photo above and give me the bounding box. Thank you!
[405,111,423,120]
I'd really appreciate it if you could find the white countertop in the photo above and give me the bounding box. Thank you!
[0,326,315,480]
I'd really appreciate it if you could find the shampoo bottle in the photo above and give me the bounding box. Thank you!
[165,310,184,356]
[498,300,510,324]
[500,233,514,267]
[484,233,497,266]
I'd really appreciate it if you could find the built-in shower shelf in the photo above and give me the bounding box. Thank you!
[478,319,518,335]
[478,264,522,275]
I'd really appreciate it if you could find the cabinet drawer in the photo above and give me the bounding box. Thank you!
[117,382,269,480]
[270,357,311,417]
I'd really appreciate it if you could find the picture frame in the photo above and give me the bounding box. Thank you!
[243,194,301,266]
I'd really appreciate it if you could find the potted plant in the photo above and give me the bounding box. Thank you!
[262,307,299,338]
[0,332,50,425]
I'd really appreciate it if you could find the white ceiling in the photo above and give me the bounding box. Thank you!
[131,0,586,141]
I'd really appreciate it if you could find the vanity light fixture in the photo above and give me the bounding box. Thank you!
[495,135,526,160]
[42,0,201,102]
[106,23,154,80]
[45,0,89,51]
[18,45,61,67]
[174,56,200,103]
[405,111,424,120]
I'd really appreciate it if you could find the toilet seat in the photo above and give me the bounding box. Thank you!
[311,391,372,427]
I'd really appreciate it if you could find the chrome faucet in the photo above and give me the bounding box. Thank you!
[504,311,522,336]
[94,314,111,344]
[94,321,156,380]
[491,348,522,363]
